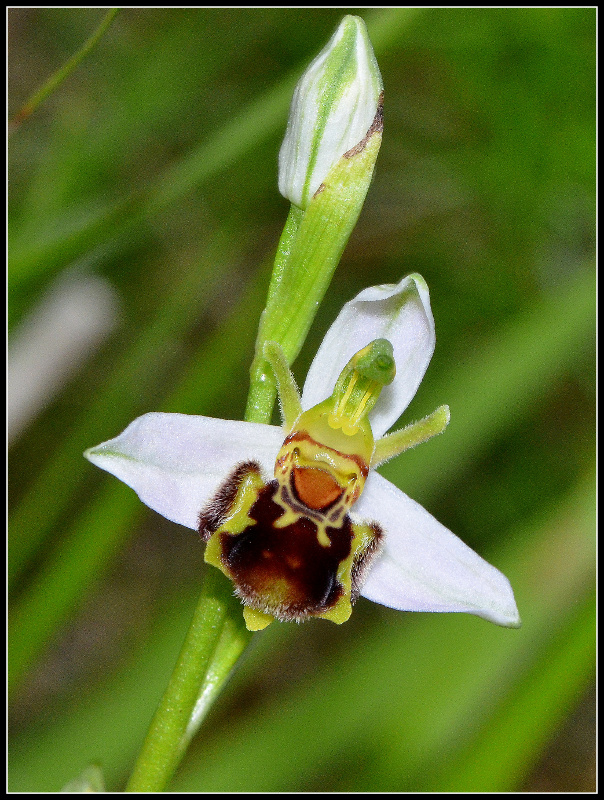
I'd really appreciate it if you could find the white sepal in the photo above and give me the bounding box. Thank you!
[85,412,282,530]
[356,472,521,628]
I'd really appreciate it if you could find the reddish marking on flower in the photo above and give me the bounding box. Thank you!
[292,466,343,510]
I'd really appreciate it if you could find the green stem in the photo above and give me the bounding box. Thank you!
[245,204,304,423]
[125,569,251,792]
[182,608,252,749]
[9,9,119,133]
[262,204,306,310]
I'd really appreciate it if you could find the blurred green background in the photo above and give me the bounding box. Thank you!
[8,8,595,792]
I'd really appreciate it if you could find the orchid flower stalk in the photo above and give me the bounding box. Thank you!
[87,16,389,791]
[83,16,519,793]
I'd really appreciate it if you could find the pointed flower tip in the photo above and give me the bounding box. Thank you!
[279,14,383,208]
[84,442,111,465]
[491,609,522,629]
[407,272,428,292]
[439,404,451,428]
[502,594,522,628]
[480,582,521,629]
[478,598,521,629]
[83,445,98,462]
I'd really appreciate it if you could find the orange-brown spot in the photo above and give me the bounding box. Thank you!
[285,554,303,570]
[293,467,343,510]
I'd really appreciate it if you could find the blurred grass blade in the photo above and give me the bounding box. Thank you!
[8,273,118,443]
[8,593,202,791]
[9,9,119,132]
[432,591,595,791]
[9,481,142,696]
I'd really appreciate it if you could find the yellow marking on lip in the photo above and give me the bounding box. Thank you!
[316,526,330,547]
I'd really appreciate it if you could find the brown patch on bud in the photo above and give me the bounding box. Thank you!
[344,91,384,159]
[311,91,384,201]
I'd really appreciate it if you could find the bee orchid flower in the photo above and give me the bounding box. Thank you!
[85,274,520,632]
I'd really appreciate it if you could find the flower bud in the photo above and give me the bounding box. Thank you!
[278,15,383,209]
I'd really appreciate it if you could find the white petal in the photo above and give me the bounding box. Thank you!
[355,472,520,627]
[301,274,435,438]
[85,412,282,530]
